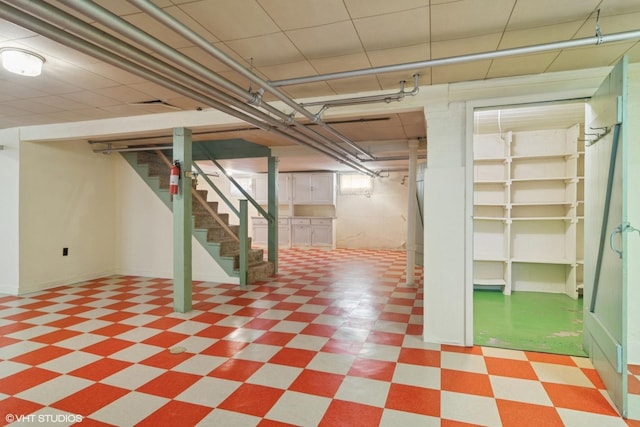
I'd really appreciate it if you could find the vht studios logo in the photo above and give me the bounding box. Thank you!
[5,413,84,423]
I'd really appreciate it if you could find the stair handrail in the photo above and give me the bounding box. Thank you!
[198,146,275,224]
[191,162,239,217]
[155,150,240,243]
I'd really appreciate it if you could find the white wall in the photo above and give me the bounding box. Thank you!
[336,171,410,249]
[18,140,116,294]
[0,129,21,295]
[115,155,236,284]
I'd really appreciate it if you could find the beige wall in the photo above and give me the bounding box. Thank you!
[18,140,116,293]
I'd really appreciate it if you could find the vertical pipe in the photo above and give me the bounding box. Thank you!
[406,139,420,285]
[173,127,193,312]
[239,200,248,288]
[268,156,279,272]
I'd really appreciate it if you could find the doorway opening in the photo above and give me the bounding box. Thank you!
[472,101,587,357]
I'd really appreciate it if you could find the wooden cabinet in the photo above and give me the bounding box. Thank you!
[252,217,290,246]
[473,125,584,298]
[254,174,290,204]
[292,173,335,204]
[290,218,334,248]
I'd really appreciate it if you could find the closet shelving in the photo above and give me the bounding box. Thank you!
[473,125,584,298]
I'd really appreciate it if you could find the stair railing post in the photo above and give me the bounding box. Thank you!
[267,156,279,272]
[239,199,248,288]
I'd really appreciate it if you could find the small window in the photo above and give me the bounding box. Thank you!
[230,176,253,198]
[339,173,373,196]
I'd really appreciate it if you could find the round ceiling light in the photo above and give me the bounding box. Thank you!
[1,48,45,77]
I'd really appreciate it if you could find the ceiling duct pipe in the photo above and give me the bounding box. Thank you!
[302,74,420,110]
[271,29,640,86]
[0,3,377,176]
[127,0,375,161]
[12,0,369,170]
[59,0,370,164]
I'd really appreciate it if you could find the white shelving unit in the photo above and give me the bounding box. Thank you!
[472,125,584,298]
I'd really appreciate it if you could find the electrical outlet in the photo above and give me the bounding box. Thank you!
[62,247,68,256]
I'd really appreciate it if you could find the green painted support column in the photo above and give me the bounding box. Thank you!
[267,156,278,272]
[173,127,192,312]
[239,199,248,288]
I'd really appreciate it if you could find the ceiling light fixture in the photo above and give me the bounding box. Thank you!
[0,48,45,77]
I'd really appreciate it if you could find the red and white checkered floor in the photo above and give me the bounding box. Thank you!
[0,249,637,426]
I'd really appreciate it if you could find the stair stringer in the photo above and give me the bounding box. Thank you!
[120,151,243,280]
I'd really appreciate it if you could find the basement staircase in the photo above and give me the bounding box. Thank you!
[121,150,274,285]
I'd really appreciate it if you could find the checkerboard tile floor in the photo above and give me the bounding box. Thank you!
[1,249,637,426]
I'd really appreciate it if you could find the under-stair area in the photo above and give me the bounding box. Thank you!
[121,150,274,285]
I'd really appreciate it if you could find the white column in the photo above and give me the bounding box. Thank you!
[406,139,419,285]
[0,128,20,295]
[422,98,471,346]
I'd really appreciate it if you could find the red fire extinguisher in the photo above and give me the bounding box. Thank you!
[169,160,180,195]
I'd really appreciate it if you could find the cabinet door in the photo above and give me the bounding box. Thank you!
[310,174,335,204]
[292,174,312,204]
[252,225,268,245]
[291,225,311,246]
[311,225,332,246]
[255,174,290,204]
[254,174,268,204]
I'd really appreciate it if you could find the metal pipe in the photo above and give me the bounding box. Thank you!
[271,29,640,86]
[44,0,364,165]
[0,3,376,176]
[126,0,375,160]
[54,0,369,164]
[302,74,420,109]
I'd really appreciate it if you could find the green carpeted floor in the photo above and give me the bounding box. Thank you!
[474,290,587,357]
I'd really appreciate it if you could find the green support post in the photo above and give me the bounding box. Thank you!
[173,127,192,312]
[267,156,278,272]
[239,199,248,288]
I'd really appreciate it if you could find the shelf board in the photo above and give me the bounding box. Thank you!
[474,257,507,262]
[473,279,506,286]
[510,176,574,183]
[474,157,506,162]
[473,217,506,221]
[511,153,573,160]
[474,180,507,185]
[511,258,573,265]
[474,203,507,207]
[510,201,572,206]
[510,216,572,221]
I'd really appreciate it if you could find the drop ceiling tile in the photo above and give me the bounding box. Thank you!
[0,19,40,39]
[431,60,493,85]
[486,51,560,79]
[0,80,49,98]
[178,46,232,73]
[430,0,514,42]
[257,60,318,81]
[287,21,363,59]
[626,41,640,62]
[344,0,428,19]
[122,12,193,49]
[498,23,582,49]
[258,0,350,30]
[63,91,121,108]
[377,70,429,90]
[30,96,90,111]
[11,99,63,114]
[368,44,430,67]
[326,75,382,94]
[162,6,219,44]
[78,62,147,86]
[353,8,429,51]
[309,53,371,74]
[127,81,188,103]
[596,0,640,14]
[546,41,636,72]
[431,33,502,58]
[92,85,160,103]
[280,82,335,101]
[225,33,305,67]
[178,0,279,41]
[572,11,640,38]
[507,0,600,31]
